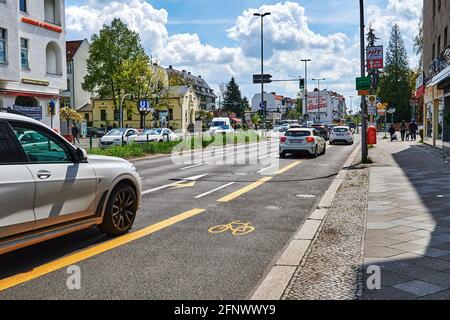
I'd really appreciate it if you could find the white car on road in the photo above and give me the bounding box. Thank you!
[279,128,326,158]
[329,126,354,145]
[134,128,179,143]
[99,128,140,148]
[0,110,142,255]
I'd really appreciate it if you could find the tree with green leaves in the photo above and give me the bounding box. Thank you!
[223,77,244,117]
[377,24,413,123]
[414,10,424,72]
[83,18,148,112]
[242,96,250,111]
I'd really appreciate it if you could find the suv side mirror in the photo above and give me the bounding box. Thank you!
[76,148,88,162]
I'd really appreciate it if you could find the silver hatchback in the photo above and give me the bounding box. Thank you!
[279,128,327,158]
[0,111,142,255]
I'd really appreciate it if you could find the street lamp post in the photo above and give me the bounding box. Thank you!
[360,0,368,163]
[254,12,271,130]
[312,78,325,124]
[120,93,134,128]
[301,59,311,122]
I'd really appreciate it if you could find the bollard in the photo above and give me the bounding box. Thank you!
[89,137,93,151]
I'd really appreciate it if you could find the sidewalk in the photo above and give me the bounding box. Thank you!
[362,137,450,299]
[280,135,450,300]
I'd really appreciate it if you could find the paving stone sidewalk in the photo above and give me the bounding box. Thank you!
[282,136,450,300]
[362,138,450,300]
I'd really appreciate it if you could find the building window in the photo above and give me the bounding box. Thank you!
[19,0,27,13]
[44,0,61,25]
[20,38,29,69]
[437,36,441,55]
[46,42,62,75]
[15,96,37,108]
[0,28,6,63]
[67,60,72,74]
[66,79,70,92]
[432,42,436,59]
[445,27,448,48]
[100,110,107,121]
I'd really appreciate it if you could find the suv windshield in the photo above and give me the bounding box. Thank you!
[143,129,162,135]
[212,121,226,127]
[107,129,126,136]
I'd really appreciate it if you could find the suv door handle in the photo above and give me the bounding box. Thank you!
[37,170,52,180]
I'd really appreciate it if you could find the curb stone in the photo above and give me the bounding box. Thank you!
[250,144,362,300]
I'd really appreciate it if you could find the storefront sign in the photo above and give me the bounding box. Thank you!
[22,78,49,86]
[13,105,43,120]
[429,45,450,78]
[21,17,63,33]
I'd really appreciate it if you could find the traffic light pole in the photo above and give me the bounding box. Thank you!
[360,0,368,163]
[260,16,265,129]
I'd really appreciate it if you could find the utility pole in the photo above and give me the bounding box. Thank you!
[301,59,311,121]
[312,78,325,124]
[360,0,368,163]
[254,12,271,130]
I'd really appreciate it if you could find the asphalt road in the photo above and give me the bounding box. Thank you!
[0,136,359,300]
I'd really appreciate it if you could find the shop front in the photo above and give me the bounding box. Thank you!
[0,90,61,131]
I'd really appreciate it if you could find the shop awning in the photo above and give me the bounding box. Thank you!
[427,65,450,87]
[230,117,242,123]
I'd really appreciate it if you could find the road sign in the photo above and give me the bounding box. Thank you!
[138,99,151,112]
[368,95,377,105]
[387,108,396,114]
[358,90,370,96]
[367,45,384,70]
[259,101,267,109]
[368,104,376,115]
[356,77,371,91]
[377,109,386,116]
[253,74,272,84]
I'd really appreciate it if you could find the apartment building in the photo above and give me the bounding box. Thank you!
[423,0,450,152]
[0,0,66,130]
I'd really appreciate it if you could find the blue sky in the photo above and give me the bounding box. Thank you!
[64,0,422,107]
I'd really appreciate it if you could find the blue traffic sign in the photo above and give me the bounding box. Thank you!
[138,99,151,112]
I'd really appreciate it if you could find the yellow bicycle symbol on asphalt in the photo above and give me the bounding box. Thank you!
[208,221,255,236]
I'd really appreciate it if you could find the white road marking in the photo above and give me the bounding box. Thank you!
[194,182,236,199]
[142,174,208,195]
[180,163,208,170]
[257,164,277,174]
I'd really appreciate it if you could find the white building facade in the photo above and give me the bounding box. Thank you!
[0,0,66,130]
[304,90,346,125]
[61,39,90,111]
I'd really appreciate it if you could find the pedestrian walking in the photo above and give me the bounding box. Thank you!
[389,124,397,142]
[400,121,407,141]
[409,120,418,141]
[71,122,80,145]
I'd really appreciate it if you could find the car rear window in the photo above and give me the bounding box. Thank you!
[286,131,310,137]
[333,128,349,133]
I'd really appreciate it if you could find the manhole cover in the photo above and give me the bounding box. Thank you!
[292,194,317,199]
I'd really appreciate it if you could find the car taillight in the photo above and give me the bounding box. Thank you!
[280,136,287,143]
[306,137,315,143]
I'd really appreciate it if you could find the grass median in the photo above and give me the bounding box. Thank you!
[87,132,266,159]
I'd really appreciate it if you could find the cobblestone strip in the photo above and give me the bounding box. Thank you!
[282,157,369,300]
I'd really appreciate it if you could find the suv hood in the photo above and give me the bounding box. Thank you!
[88,154,132,166]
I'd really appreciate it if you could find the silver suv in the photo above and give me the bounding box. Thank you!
[0,111,142,255]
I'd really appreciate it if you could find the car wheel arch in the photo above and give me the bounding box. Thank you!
[98,176,139,220]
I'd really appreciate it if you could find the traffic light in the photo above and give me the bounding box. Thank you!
[48,100,55,116]
[299,78,305,90]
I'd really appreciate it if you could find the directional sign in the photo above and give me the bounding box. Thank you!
[259,101,267,109]
[368,104,377,115]
[253,74,272,84]
[356,77,371,91]
[367,46,384,70]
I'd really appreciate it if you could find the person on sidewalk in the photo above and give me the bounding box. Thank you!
[71,122,80,145]
[389,124,397,142]
[409,120,418,141]
[400,121,407,141]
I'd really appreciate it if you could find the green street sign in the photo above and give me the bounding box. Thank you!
[356,77,371,91]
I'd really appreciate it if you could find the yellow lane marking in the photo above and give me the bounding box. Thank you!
[171,181,196,189]
[217,177,273,203]
[275,161,302,175]
[0,208,206,292]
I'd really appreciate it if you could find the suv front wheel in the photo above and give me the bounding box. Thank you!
[99,183,138,236]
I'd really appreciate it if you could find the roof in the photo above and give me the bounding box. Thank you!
[66,40,84,60]
[169,86,191,98]
[166,67,216,98]
[78,103,92,112]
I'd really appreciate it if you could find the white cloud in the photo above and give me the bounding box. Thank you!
[65,0,422,109]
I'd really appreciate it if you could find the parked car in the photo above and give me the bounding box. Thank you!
[134,128,179,143]
[86,127,106,138]
[0,111,142,255]
[98,128,140,148]
[279,128,326,158]
[329,126,354,145]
